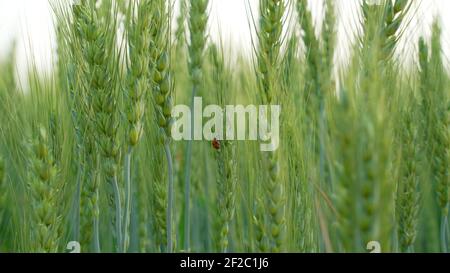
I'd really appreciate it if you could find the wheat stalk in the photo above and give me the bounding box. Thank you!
[0,155,4,184]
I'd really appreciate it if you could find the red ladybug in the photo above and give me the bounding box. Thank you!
[212,138,220,150]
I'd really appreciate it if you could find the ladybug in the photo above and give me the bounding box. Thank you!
[212,138,220,150]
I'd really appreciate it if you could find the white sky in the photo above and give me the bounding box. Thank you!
[0,0,450,77]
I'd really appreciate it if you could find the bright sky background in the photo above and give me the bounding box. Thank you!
[0,0,450,79]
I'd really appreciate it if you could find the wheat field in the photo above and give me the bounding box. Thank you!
[0,0,449,253]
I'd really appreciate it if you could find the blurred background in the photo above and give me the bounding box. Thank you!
[0,0,449,84]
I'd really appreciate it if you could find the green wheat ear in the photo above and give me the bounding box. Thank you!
[208,45,238,253]
[184,0,210,252]
[418,21,450,252]
[122,0,155,253]
[429,22,449,214]
[382,0,412,56]
[257,0,287,253]
[361,0,413,62]
[175,0,188,53]
[126,1,152,148]
[28,125,62,253]
[71,0,122,252]
[396,103,420,253]
[133,0,169,253]
[322,0,336,72]
[146,0,175,253]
